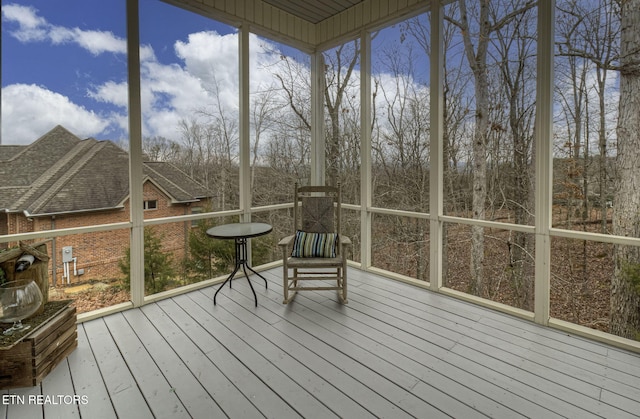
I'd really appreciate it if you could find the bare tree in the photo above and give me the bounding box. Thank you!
[555,1,590,230]
[556,0,619,233]
[177,117,205,180]
[250,87,280,192]
[489,2,537,309]
[371,38,430,279]
[323,41,361,190]
[272,53,313,131]
[270,41,361,196]
[402,12,478,282]
[142,136,181,162]
[402,15,471,213]
[612,0,640,339]
[446,0,536,297]
[587,1,619,233]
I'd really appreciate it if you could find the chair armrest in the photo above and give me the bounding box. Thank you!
[279,235,295,247]
[339,235,352,247]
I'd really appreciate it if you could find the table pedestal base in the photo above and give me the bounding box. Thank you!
[213,237,268,307]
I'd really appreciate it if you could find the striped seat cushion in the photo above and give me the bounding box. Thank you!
[291,230,338,258]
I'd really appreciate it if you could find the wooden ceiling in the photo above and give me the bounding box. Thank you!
[165,0,429,50]
[260,0,365,24]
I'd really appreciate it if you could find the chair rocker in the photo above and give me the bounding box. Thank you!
[279,183,351,304]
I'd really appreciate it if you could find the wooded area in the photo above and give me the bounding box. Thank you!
[129,0,639,340]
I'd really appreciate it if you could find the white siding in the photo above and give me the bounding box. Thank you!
[164,0,428,51]
[165,0,317,50]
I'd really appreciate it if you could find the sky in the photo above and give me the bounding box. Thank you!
[1,0,619,158]
[0,0,304,145]
[1,0,429,148]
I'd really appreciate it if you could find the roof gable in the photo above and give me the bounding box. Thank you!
[0,125,83,188]
[0,126,211,216]
[0,145,25,161]
[144,161,210,202]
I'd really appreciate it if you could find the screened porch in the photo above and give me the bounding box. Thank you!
[2,0,640,416]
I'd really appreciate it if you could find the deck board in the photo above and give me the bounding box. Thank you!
[120,308,226,419]
[212,285,445,418]
[83,319,154,419]
[347,271,640,417]
[41,355,80,419]
[339,293,589,417]
[137,302,262,419]
[148,298,276,418]
[170,292,328,419]
[188,291,370,418]
[2,267,639,418]
[252,275,525,418]
[208,293,409,418]
[67,323,117,419]
[3,381,43,418]
[102,313,190,418]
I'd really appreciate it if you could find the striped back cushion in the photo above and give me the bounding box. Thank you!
[291,230,338,258]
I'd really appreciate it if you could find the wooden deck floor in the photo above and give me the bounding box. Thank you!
[2,267,640,418]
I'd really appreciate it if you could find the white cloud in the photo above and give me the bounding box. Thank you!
[84,30,260,142]
[1,4,297,145]
[174,31,283,98]
[135,31,288,141]
[1,84,111,145]
[174,31,240,107]
[1,3,47,42]
[50,26,127,55]
[2,3,126,55]
[87,81,129,108]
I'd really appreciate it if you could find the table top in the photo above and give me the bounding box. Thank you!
[206,222,273,239]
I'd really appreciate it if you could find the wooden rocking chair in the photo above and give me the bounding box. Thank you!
[279,183,351,303]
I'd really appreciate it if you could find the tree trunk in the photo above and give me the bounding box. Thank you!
[324,43,359,187]
[457,0,490,296]
[598,71,609,234]
[612,0,640,340]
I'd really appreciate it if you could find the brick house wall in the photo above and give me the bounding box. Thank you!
[4,181,204,287]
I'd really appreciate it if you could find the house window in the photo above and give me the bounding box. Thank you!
[191,207,202,227]
[143,200,158,210]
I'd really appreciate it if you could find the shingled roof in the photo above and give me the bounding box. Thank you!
[0,125,211,216]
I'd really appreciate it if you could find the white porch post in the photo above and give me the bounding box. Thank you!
[360,31,372,269]
[534,0,555,325]
[239,25,251,222]
[238,25,255,266]
[126,0,144,307]
[311,51,325,186]
[429,0,444,291]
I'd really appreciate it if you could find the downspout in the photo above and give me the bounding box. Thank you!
[51,215,57,286]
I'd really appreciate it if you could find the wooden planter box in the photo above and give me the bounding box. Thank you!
[0,242,50,315]
[0,303,77,389]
